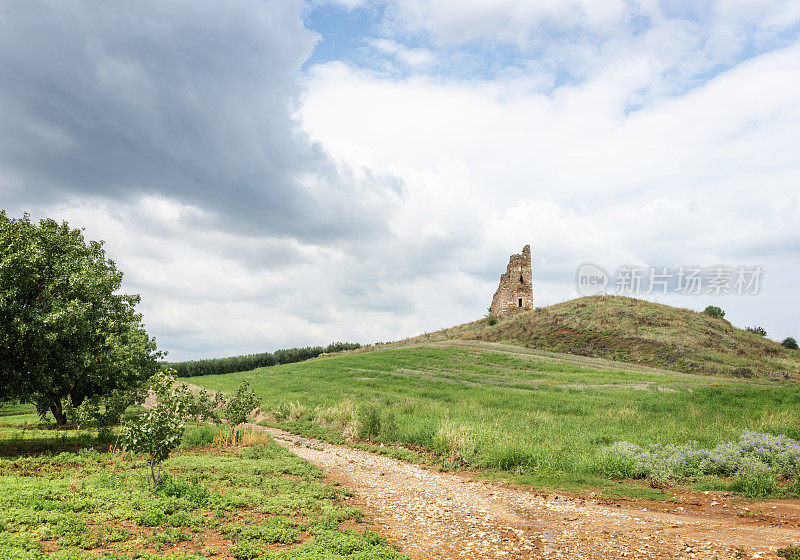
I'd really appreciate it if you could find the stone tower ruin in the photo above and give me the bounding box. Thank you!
[490,245,533,318]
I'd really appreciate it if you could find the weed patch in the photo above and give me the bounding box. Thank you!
[0,405,405,559]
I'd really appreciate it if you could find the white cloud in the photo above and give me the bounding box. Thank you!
[4,0,800,360]
[385,0,631,44]
[300,39,800,339]
[368,38,434,67]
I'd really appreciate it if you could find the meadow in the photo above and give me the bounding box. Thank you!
[0,405,406,560]
[189,340,800,498]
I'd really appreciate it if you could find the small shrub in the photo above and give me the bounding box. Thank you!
[182,425,219,447]
[746,326,767,337]
[223,517,300,544]
[225,381,261,445]
[703,305,725,319]
[230,540,267,560]
[782,337,799,350]
[159,476,210,506]
[484,307,498,326]
[122,370,192,492]
[778,546,800,560]
[149,526,190,544]
[138,506,166,527]
[732,367,755,378]
[731,473,780,497]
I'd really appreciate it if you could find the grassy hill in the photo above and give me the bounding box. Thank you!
[190,339,800,499]
[186,296,800,498]
[408,296,799,378]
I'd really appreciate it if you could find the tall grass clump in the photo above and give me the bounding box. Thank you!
[314,399,358,438]
[311,400,398,441]
[212,426,273,447]
[271,401,310,422]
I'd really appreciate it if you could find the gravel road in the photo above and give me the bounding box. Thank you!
[266,427,800,560]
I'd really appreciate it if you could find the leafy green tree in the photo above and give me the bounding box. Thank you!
[782,337,798,350]
[702,305,725,319]
[0,212,161,426]
[121,370,188,492]
[225,381,261,445]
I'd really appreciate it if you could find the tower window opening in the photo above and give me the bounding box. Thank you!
[520,274,524,283]
[518,298,523,307]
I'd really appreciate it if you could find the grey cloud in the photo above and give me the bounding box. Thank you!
[0,0,396,242]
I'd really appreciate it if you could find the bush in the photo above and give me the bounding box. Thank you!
[159,476,210,506]
[122,370,190,492]
[601,430,800,487]
[778,546,800,560]
[746,326,768,337]
[732,367,755,378]
[225,381,261,445]
[484,307,498,326]
[782,337,799,350]
[182,425,219,447]
[137,506,166,527]
[702,305,725,319]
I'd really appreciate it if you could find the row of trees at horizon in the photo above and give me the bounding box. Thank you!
[165,341,362,378]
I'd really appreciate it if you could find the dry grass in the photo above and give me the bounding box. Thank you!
[212,425,274,447]
[391,296,799,378]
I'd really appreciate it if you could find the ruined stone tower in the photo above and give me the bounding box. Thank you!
[490,245,533,318]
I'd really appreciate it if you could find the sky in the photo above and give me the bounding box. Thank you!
[1,0,799,360]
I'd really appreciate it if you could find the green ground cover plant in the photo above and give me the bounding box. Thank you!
[0,405,406,560]
[600,430,800,497]
[189,340,800,497]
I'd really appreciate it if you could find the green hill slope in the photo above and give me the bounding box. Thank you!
[190,339,800,497]
[425,296,799,378]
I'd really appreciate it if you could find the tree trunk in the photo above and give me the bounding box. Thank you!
[50,400,67,427]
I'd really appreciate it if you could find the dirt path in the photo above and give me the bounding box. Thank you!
[266,428,800,560]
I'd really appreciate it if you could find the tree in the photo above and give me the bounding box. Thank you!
[746,326,768,337]
[0,212,161,426]
[782,337,798,350]
[225,381,260,445]
[122,370,187,492]
[702,305,725,319]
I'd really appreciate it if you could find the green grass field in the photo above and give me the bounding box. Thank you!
[189,340,800,497]
[0,405,406,560]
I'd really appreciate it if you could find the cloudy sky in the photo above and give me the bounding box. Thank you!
[2,0,799,359]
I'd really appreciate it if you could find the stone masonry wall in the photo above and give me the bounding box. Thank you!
[490,245,533,318]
